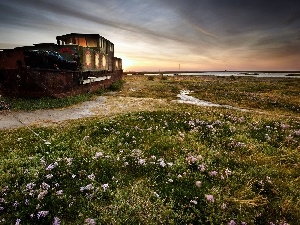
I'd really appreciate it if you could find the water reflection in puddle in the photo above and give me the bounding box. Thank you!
[175,90,249,112]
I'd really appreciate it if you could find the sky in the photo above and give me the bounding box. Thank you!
[0,0,300,71]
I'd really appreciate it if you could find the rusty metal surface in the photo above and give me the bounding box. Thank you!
[0,68,123,98]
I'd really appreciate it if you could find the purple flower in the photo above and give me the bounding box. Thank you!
[46,174,53,179]
[46,163,55,171]
[13,201,19,208]
[205,194,214,203]
[37,211,49,219]
[84,218,96,225]
[198,164,206,172]
[41,182,50,190]
[208,171,218,177]
[228,220,236,225]
[195,181,202,187]
[53,217,61,225]
[38,190,48,200]
[15,218,21,225]
[26,183,36,190]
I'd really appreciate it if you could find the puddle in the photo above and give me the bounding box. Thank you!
[175,90,249,112]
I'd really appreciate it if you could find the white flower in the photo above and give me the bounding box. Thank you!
[138,158,146,165]
[88,173,95,181]
[95,152,103,158]
[46,174,53,179]
[225,168,232,176]
[56,190,63,196]
[102,183,109,191]
[190,200,198,205]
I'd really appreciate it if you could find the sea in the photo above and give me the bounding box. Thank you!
[141,71,300,78]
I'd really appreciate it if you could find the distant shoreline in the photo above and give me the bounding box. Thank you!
[124,70,300,75]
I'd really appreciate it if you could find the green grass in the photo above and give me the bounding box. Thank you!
[121,75,300,115]
[0,75,299,224]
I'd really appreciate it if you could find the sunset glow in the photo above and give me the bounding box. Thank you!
[1,0,299,71]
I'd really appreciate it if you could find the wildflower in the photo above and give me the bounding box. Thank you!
[151,155,156,160]
[195,181,201,187]
[25,199,29,205]
[46,163,55,171]
[15,218,21,225]
[177,174,183,178]
[41,182,50,190]
[209,171,218,177]
[56,190,63,196]
[38,190,48,200]
[94,152,103,158]
[124,162,129,166]
[138,158,146,165]
[0,207,4,211]
[26,183,36,190]
[190,200,198,205]
[88,173,95,181]
[205,194,214,203]
[221,203,227,209]
[198,164,206,172]
[228,220,236,225]
[53,217,61,225]
[225,168,232,176]
[72,174,76,178]
[186,153,198,165]
[85,184,94,190]
[159,159,166,167]
[65,157,73,165]
[102,183,109,192]
[84,218,96,225]
[13,201,19,208]
[37,211,49,219]
[44,141,51,145]
[241,222,247,225]
[167,179,173,183]
[154,192,160,198]
[46,174,53,179]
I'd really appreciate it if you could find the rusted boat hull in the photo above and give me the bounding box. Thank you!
[0,68,123,98]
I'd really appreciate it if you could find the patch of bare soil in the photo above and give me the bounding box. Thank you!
[0,96,169,129]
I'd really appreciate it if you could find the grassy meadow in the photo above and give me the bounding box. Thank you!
[0,75,299,224]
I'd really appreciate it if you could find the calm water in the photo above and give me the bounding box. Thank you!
[143,72,300,78]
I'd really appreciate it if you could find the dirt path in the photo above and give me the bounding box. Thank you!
[0,96,169,129]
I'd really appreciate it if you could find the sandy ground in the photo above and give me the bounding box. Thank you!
[0,96,169,129]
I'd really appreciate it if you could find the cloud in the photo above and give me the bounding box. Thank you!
[1,0,300,70]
